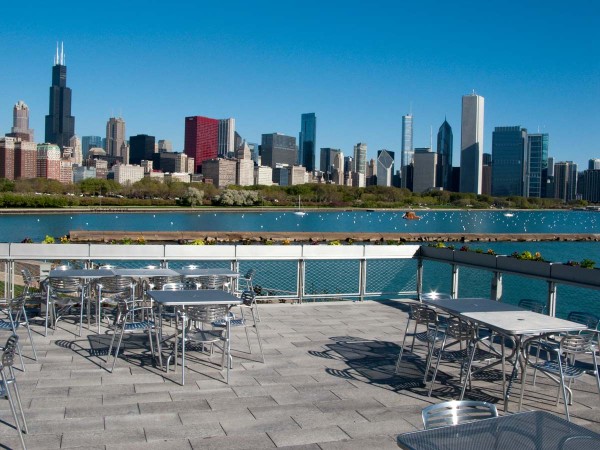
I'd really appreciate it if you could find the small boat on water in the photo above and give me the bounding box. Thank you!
[402,211,421,220]
[294,196,306,216]
[503,212,515,217]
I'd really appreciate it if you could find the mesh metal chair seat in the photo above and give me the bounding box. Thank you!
[197,275,230,291]
[0,335,28,449]
[211,290,265,363]
[395,304,444,381]
[519,332,600,421]
[106,298,158,372]
[421,400,498,430]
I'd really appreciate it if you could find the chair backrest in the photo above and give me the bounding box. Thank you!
[49,276,81,293]
[560,333,596,354]
[6,295,26,317]
[445,318,474,341]
[1,335,19,369]
[150,275,183,290]
[518,298,546,314]
[198,275,228,290]
[54,264,72,271]
[420,292,452,302]
[186,304,228,323]
[244,269,255,281]
[161,283,185,291]
[567,311,600,330]
[409,304,438,326]
[21,268,35,295]
[97,276,135,294]
[240,290,255,307]
[422,400,498,430]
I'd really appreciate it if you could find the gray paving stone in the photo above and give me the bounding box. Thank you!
[65,403,139,418]
[249,404,322,420]
[2,433,62,450]
[314,398,385,413]
[138,398,211,414]
[102,390,172,405]
[145,422,225,441]
[105,412,182,430]
[189,433,276,449]
[61,428,147,448]
[206,395,278,411]
[179,408,255,426]
[338,418,414,439]
[107,439,192,450]
[318,435,399,449]
[267,425,350,447]
[291,410,368,429]
[220,416,301,436]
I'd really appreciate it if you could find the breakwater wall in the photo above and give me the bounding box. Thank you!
[69,230,600,243]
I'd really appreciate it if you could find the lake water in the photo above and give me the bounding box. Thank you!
[1,209,599,320]
[3,209,600,243]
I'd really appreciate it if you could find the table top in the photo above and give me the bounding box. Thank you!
[112,268,181,277]
[175,268,240,278]
[421,298,587,336]
[397,411,600,450]
[49,269,115,278]
[148,289,242,306]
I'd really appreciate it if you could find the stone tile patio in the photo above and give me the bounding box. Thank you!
[1,300,599,449]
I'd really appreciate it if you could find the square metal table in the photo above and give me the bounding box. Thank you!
[148,289,242,385]
[420,298,587,409]
[111,268,181,277]
[397,410,600,449]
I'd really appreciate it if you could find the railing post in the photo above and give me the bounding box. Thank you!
[547,281,557,317]
[416,258,423,298]
[359,259,367,302]
[231,259,239,293]
[451,264,459,298]
[491,271,503,301]
[297,259,304,304]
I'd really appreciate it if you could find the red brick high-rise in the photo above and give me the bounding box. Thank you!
[184,116,219,173]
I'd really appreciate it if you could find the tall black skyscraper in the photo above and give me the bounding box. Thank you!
[129,134,156,165]
[45,43,75,149]
[298,113,316,172]
[436,119,453,190]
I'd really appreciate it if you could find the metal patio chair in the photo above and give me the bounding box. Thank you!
[106,297,158,372]
[0,335,28,450]
[422,400,498,430]
[519,332,600,421]
[0,295,38,371]
[45,265,88,336]
[212,290,265,363]
[518,298,547,314]
[94,275,136,333]
[395,304,444,381]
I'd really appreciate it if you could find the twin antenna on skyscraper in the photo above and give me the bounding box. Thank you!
[54,42,65,66]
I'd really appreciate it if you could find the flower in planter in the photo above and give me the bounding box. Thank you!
[135,237,146,245]
[21,237,33,243]
[345,238,354,245]
[43,235,55,244]
[511,250,545,262]
[329,240,341,246]
[565,260,580,267]
[459,245,470,252]
[189,239,206,245]
[282,238,291,245]
[580,259,596,269]
[60,235,70,244]
[486,249,496,255]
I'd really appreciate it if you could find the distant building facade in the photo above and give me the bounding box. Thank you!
[298,113,316,172]
[129,134,155,165]
[184,116,219,172]
[45,44,75,149]
[376,150,395,187]
[491,126,528,197]
[106,117,126,160]
[202,158,237,188]
[37,143,62,181]
[8,101,34,141]
[401,114,413,189]
[413,148,437,193]
[260,133,297,168]
[113,164,145,185]
[527,133,549,198]
[353,142,367,175]
[436,119,453,190]
[459,93,484,194]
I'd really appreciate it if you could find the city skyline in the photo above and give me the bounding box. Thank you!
[0,1,597,168]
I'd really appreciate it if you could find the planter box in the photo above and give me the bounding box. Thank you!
[165,245,236,260]
[453,251,498,269]
[551,264,600,287]
[302,244,364,259]
[364,245,420,259]
[420,246,455,262]
[496,257,551,277]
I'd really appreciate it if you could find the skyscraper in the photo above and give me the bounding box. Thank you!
[353,142,367,175]
[82,136,103,159]
[589,158,600,170]
[8,101,34,142]
[491,126,527,197]
[376,150,395,187]
[218,118,235,157]
[129,134,156,165]
[106,117,126,160]
[459,93,484,194]
[436,119,453,190]
[260,133,297,168]
[527,133,549,198]
[401,114,413,188]
[299,113,316,172]
[45,43,75,149]
[320,148,341,180]
[554,161,578,202]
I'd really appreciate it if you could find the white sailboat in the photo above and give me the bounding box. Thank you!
[294,196,306,216]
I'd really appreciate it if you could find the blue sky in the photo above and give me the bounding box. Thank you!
[1,0,598,168]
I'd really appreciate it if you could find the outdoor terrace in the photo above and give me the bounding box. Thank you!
[2,299,599,449]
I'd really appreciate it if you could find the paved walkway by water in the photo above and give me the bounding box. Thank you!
[2,300,599,449]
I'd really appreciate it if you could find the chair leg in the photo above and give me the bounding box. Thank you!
[23,313,38,361]
[111,327,126,373]
[252,309,265,363]
[394,322,411,374]
[2,371,27,450]
[9,366,28,435]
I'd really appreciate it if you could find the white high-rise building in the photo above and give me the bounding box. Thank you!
[459,93,485,194]
[353,142,367,175]
[69,135,82,165]
[400,114,413,188]
[376,150,395,187]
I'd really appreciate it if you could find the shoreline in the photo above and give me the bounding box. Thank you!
[69,230,600,243]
